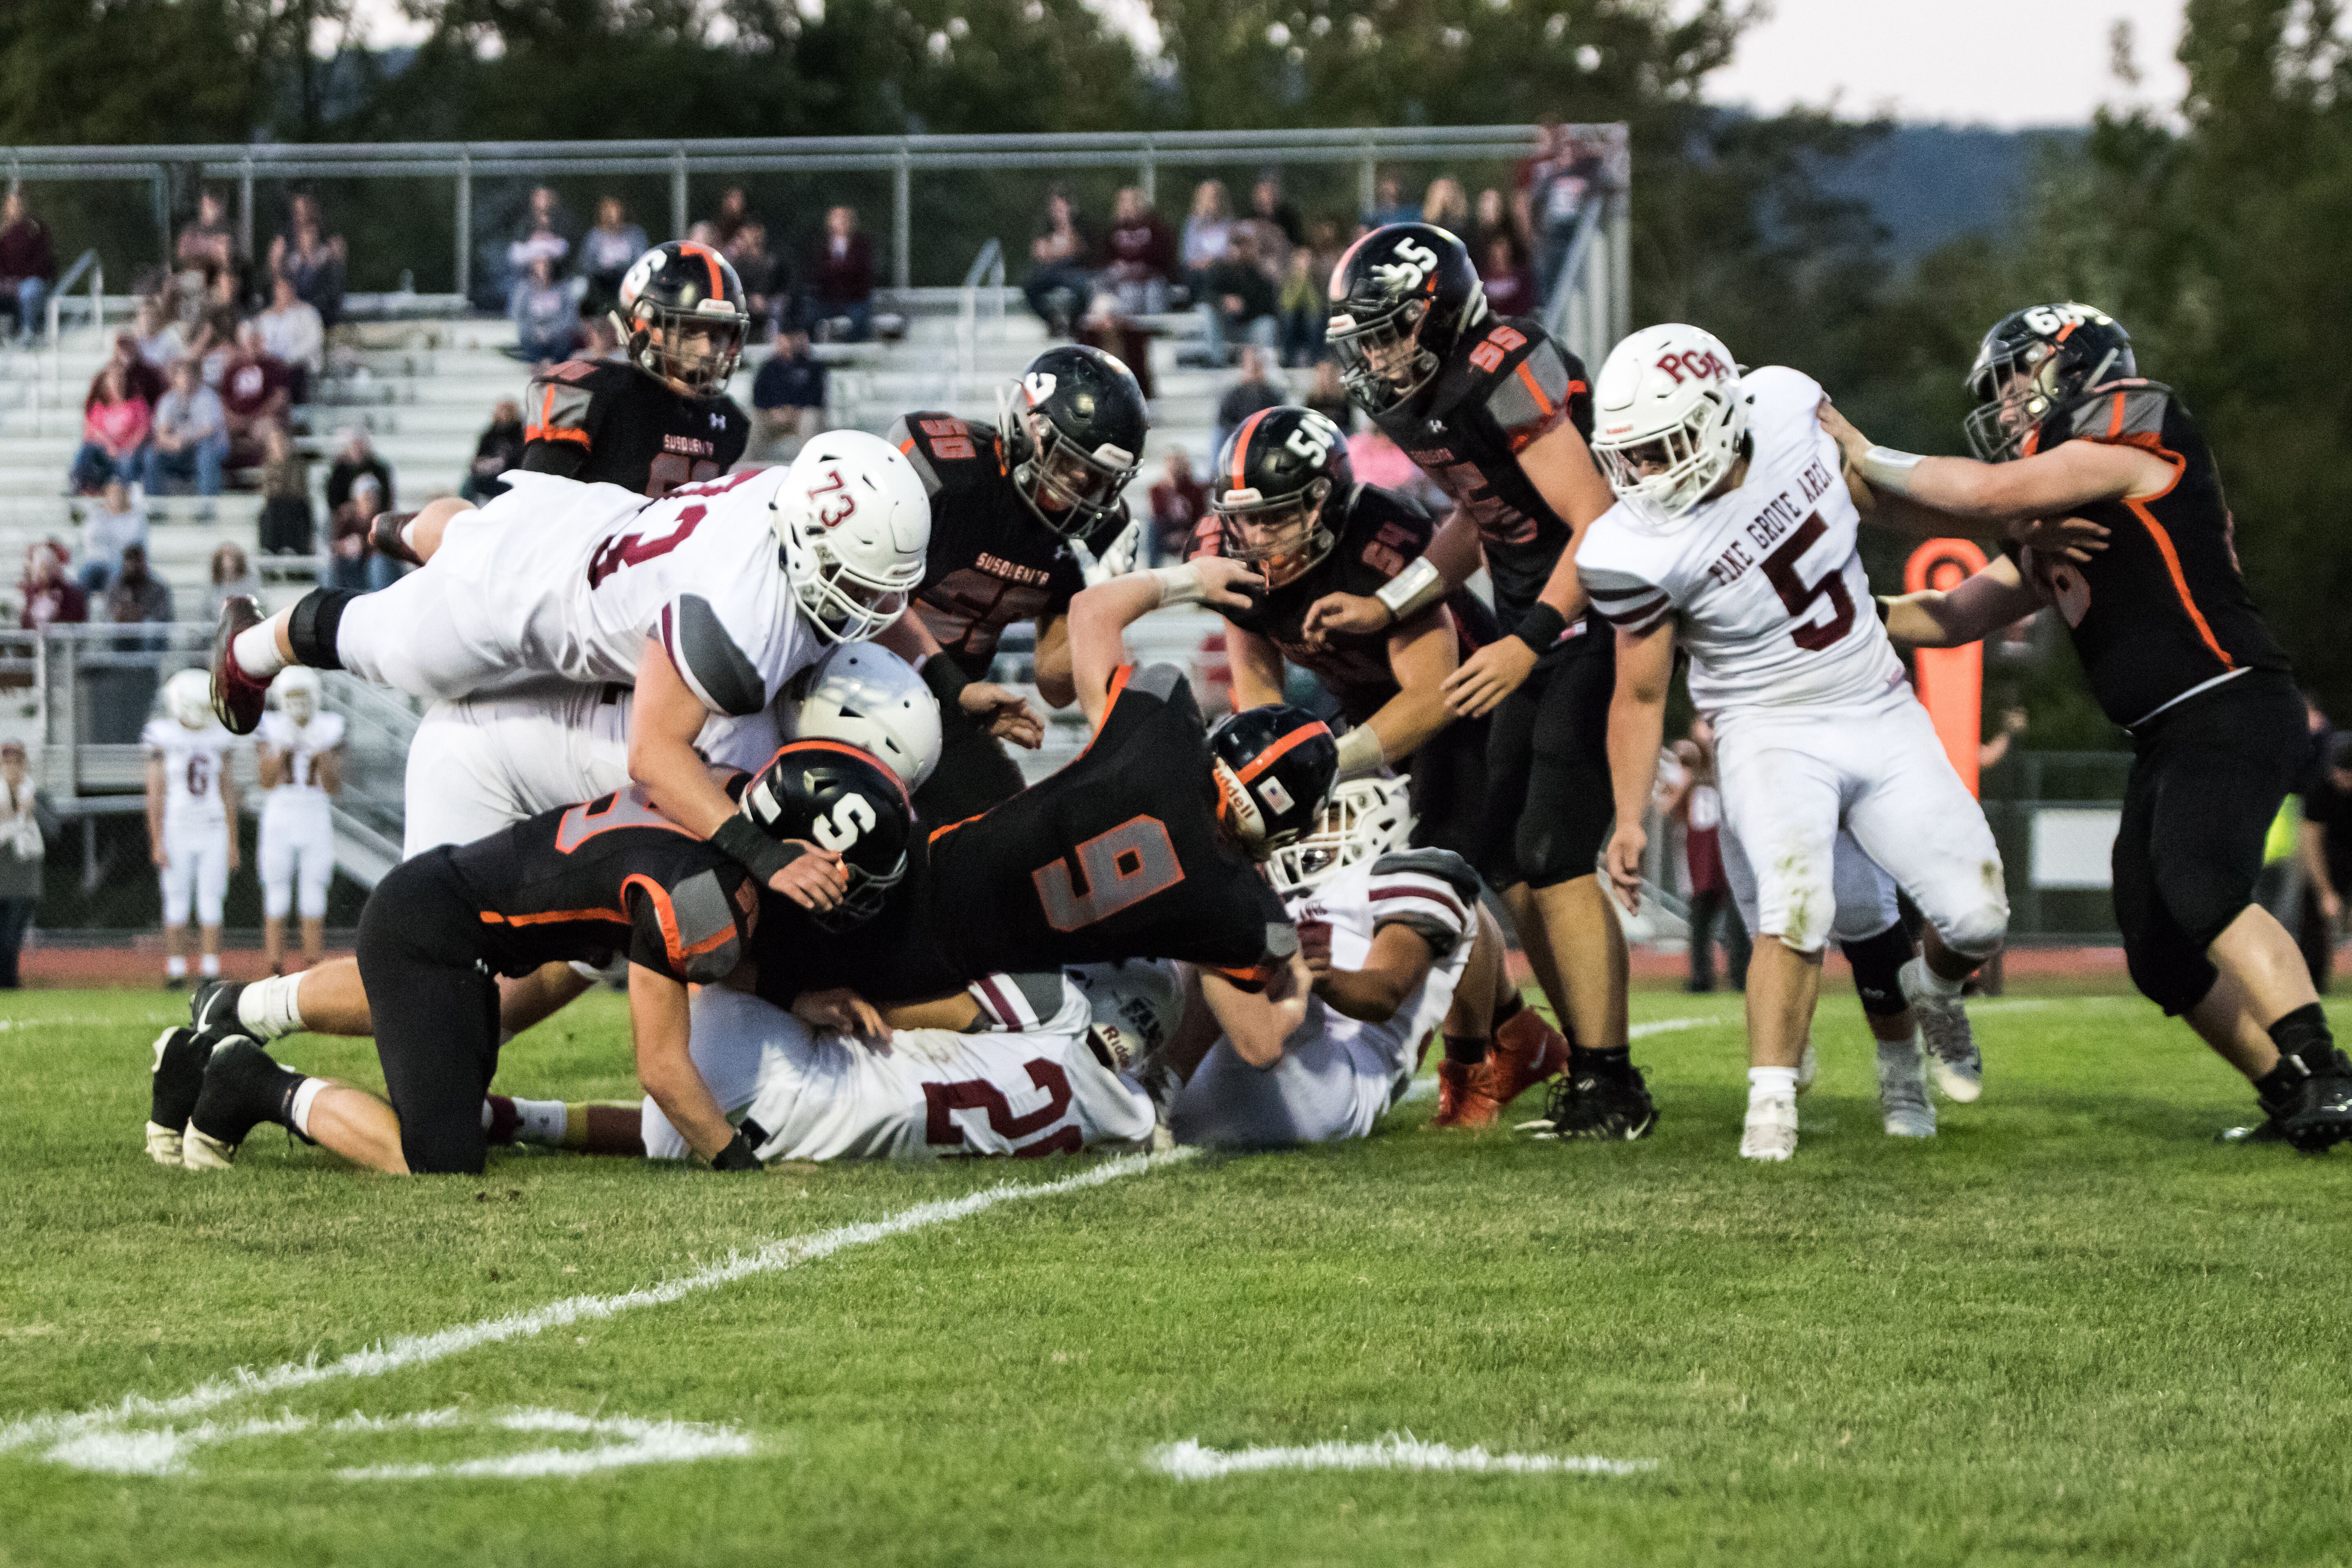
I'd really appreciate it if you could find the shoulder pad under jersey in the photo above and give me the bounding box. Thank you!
[1372,847,1483,903]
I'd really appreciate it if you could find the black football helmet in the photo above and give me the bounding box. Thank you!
[613,240,749,398]
[1207,705,1339,856]
[1326,223,1487,415]
[1962,303,2136,463]
[997,344,1149,538]
[1212,406,1352,589]
[739,739,913,933]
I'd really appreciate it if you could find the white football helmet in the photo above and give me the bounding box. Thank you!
[274,666,322,726]
[1265,774,1416,897]
[1589,323,1749,525]
[164,668,215,731]
[771,430,932,645]
[782,644,944,790]
[1067,959,1185,1074]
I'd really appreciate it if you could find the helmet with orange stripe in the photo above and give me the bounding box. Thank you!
[1207,704,1340,857]
[1326,223,1486,415]
[1211,405,1351,588]
[738,739,913,932]
[1963,303,2135,463]
[614,241,750,398]
[996,345,1149,539]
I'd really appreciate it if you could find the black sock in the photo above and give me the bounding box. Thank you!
[1442,1034,1488,1066]
[1576,1044,1632,1078]
[1493,992,1525,1029]
[2266,1002,2336,1073]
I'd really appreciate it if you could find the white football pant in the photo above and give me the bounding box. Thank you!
[259,800,335,920]
[1170,1006,1413,1149]
[160,822,230,928]
[399,681,632,857]
[1720,822,1901,947]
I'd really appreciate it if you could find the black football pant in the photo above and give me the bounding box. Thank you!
[355,848,503,1173]
[2114,671,2305,1015]
[1474,647,1616,892]
[913,705,1030,829]
[1405,714,1491,864]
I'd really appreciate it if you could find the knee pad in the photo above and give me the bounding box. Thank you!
[2127,934,2218,1018]
[287,588,357,671]
[1839,923,1915,1016]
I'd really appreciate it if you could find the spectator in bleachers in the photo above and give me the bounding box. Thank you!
[1524,125,1615,297]
[1147,448,1208,566]
[579,197,646,317]
[1180,180,1234,290]
[175,189,237,288]
[145,359,229,506]
[186,271,243,385]
[256,273,323,404]
[1193,226,1280,368]
[464,399,526,503]
[1478,232,1538,319]
[257,422,314,557]
[1277,245,1323,368]
[710,187,753,250]
[95,330,168,407]
[131,297,186,375]
[276,214,346,330]
[0,739,48,991]
[1473,186,1518,255]
[70,363,153,495]
[1363,173,1417,229]
[510,255,585,367]
[728,222,790,339]
[326,427,393,520]
[808,206,876,343]
[1023,187,1094,338]
[1249,171,1304,248]
[219,322,293,467]
[104,543,172,635]
[750,328,827,462]
[506,185,574,300]
[329,473,396,592]
[76,479,148,596]
[1103,186,1177,316]
[581,313,622,362]
[1213,346,1284,463]
[0,188,56,344]
[1305,357,1356,433]
[18,542,87,630]
[1076,291,1154,400]
[203,543,260,626]
[1421,176,1471,235]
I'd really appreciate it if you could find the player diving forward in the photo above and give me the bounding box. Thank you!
[253,668,341,975]
[1829,302,2352,1149]
[1576,325,2009,1161]
[144,670,242,989]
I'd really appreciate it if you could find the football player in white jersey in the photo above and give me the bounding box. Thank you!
[1576,324,2008,1161]
[144,670,243,989]
[253,668,342,975]
[1159,777,1527,1147]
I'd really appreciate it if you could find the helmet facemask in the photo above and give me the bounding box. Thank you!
[1000,392,1138,538]
[783,526,917,645]
[628,305,747,398]
[1265,777,1416,898]
[1961,322,2130,463]
[1329,297,1437,414]
[807,849,907,934]
[1593,385,1746,524]
[1217,477,1335,589]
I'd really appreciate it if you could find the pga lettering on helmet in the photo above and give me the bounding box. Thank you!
[1654,349,1732,386]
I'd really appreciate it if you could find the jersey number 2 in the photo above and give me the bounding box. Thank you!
[1761,514,1856,651]
[1033,815,1184,931]
[923,1059,1080,1156]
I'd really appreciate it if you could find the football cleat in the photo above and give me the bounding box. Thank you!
[1901,957,1982,1102]
[1740,1093,1798,1162]
[184,1038,297,1171]
[1430,1059,1487,1129]
[1480,1008,1569,1111]
[146,1026,215,1167]
[1877,1037,1936,1138]
[189,977,246,1039]
[209,596,271,735]
[2257,1048,2352,1153]
[1542,1060,1657,1142]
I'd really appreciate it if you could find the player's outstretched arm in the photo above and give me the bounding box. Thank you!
[1602,618,1677,911]
[1031,613,1078,710]
[1067,558,1264,727]
[1225,623,1287,711]
[1300,508,1482,650]
[1878,553,2048,650]
[1344,611,1459,779]
[1199,954,1314,1069]
[629,636,847,912]
[1308,921,1437,1024]
[1819,397,2170,532]
[629,964,752,1167]
[886,614,1046,750]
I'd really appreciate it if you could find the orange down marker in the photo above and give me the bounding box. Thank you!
[1904,538,1990,798]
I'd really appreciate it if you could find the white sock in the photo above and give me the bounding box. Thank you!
[288,1077,327,1139]
[238,973,308,1040]
[510,1097,568,1147]
[1748,1066,1800,1106]
[1912,957,1965,1000]
[232,621,289,678]
[199,953,221,978]
[166,955,188,979]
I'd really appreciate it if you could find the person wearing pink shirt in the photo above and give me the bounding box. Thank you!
[70,363,152,494]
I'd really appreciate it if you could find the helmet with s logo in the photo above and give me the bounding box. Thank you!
[738,739,913,932]
[771,430,932,645]
[1962,303,2135,463]
[996,345,1149,539]
[1326,223,1487,415]
[1589,323,1750,526]
[1210,405,1353,588]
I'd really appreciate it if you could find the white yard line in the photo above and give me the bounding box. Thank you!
[2,1149,1197,1465]
[0,1014,180,1035]
[1150,1433,1657,1480]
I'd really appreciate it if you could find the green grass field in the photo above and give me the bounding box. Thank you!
[3,985,2350,1567]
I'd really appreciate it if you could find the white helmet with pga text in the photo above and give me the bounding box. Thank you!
[274,665,322,726]
[772,430,932,645]
[1589,323,1749,526]
[781,643,944,791]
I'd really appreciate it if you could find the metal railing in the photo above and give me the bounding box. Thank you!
[1540,194,1630,372]
[956,238,1006,379]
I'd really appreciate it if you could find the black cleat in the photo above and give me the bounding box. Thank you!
[2257,1049,2352,1153]
[184,1038,302,1171]
[1542,1062,1658,1142]
[145,1027,217,1166]
[190,978,247,1040]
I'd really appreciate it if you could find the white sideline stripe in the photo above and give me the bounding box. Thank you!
[1149,1433,1657,1480]
[0,1014,180,1035]
[2,1149,1196,1461]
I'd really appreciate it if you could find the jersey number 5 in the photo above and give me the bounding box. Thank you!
[1034,815,1185,931]
[1760,513,1856,651]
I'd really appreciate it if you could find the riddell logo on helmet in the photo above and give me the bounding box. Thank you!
[807,468,857,528]
[1655,350,1731,385]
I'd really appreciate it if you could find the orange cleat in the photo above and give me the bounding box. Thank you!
[1431,1058,1502,1129]
[1478,1007,1570,1113]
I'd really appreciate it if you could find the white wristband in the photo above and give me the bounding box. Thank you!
[1373,556,1445,624]
[1334,725,1386,780]
[1149,563,1207,608]
[1858,445,1926,493]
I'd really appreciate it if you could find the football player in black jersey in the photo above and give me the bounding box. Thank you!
[888,345,1150,825]
[1310,222,1645,1138]
[150,742,909,1175]
[1831,302,2352,1151]
[517,241,752,497]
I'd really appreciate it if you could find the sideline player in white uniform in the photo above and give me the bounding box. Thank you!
[1576,325,2008,1161]
[144,669,242,989]
[254,668,342,975]
[1163,777,1517,1147]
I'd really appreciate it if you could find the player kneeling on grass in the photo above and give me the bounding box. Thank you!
[145,741,908,1175]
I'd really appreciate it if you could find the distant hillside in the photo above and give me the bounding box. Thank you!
[1807,123,2084,259]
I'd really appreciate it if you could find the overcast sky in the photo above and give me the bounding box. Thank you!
[341,0,2192,129]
